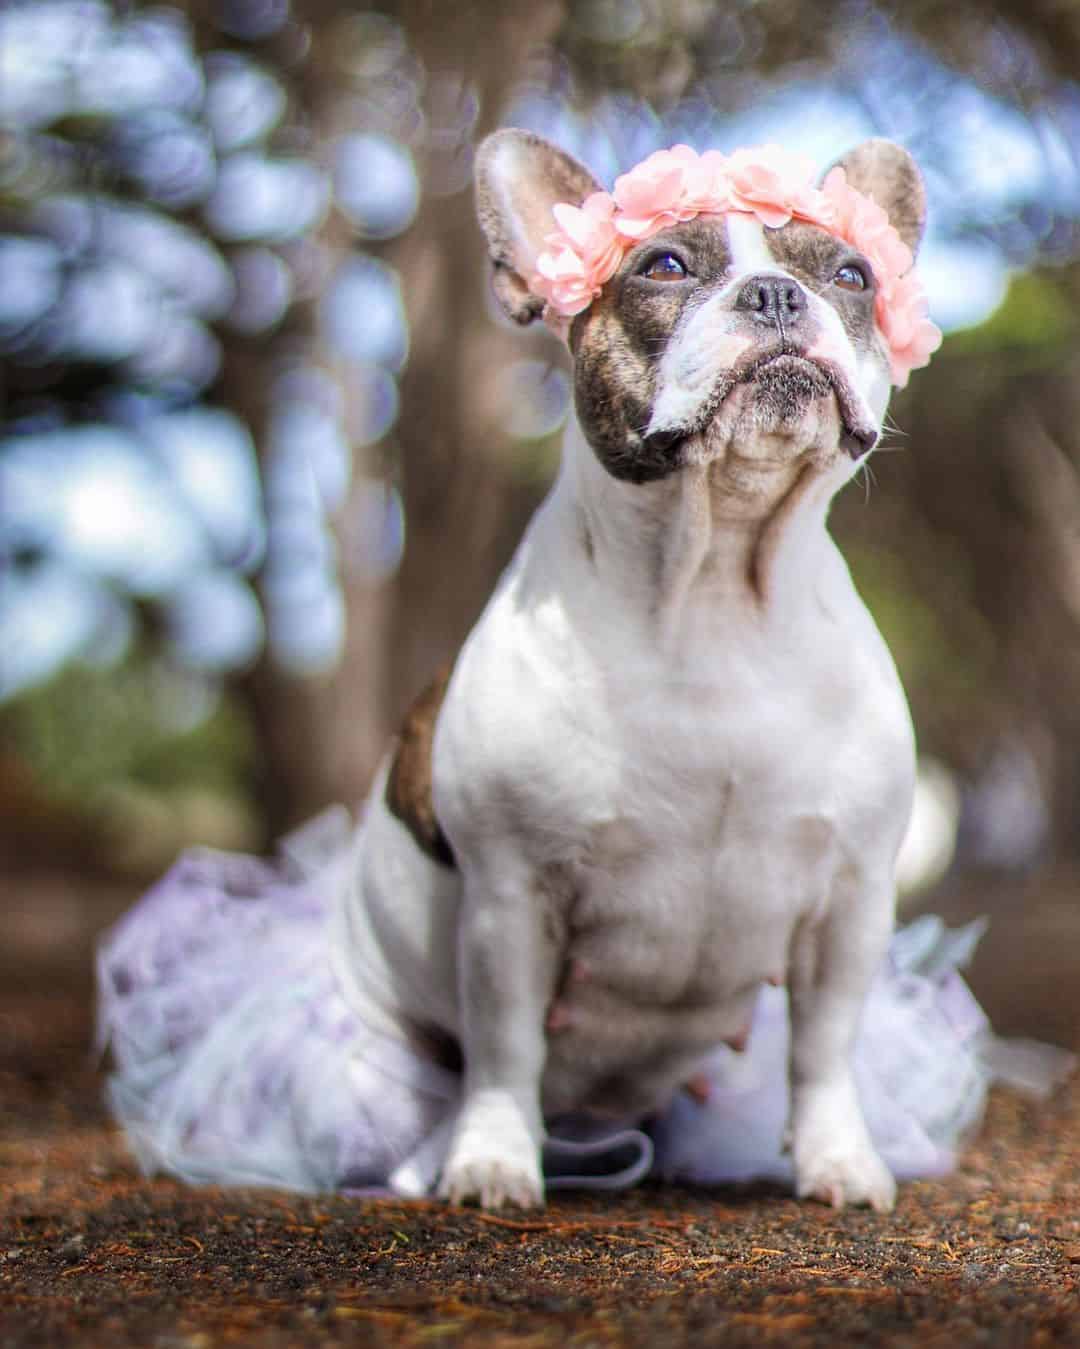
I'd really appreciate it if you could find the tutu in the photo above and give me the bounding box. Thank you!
[97,811,1074,1197]
[96,841,456,1193]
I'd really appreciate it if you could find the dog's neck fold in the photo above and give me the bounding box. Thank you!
[557,418,842,640]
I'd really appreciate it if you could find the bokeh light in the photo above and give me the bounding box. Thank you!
[344,479,406,584]
[226,246,293,333]
[205,54,287,153]
[261,369,351,674]
[204,153,330,242]
[334,133,419,239]
[349,363,400,447]
[504,361,572,441]
[165,570,265,672]
[213,0,290,42]
[110,109,217,208]
[0,237,62,339]
[142,409,265,572]
[2,427,207,594]
[319,254,409,370]
[0,562,129,701]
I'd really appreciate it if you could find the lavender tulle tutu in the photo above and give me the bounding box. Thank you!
[97,811,1073,1197]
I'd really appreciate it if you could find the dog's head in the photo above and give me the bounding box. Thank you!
[476,131,934,494]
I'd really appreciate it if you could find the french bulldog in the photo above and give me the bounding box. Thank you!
[340,129,931,1212]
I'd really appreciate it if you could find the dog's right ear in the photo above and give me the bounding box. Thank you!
[475,129,602,325]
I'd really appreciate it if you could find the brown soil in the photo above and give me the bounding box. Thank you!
[2,989,1079,1348]
[3,866,1080,1347]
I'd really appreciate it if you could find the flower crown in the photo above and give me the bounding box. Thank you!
[531,143,942,388]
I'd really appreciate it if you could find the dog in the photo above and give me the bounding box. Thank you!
[340,129,935,1212]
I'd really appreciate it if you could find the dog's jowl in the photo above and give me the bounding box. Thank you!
[347,133,941,1212]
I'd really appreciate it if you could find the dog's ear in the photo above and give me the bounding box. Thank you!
[475,129,602,324]
[827,139,927,257]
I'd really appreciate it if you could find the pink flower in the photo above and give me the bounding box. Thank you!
[550,191,623,282]
[876,270,942,387]
[612,146,700,238]
[820,162,933,385]
[679,147,730,214]
[533,191,623,315]
[725,144,828,230]
[532,244,594,315]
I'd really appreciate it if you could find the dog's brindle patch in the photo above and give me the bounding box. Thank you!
[571,219,733,484]
[385,663,457,869]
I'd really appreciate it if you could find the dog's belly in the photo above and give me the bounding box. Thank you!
[538,806,834,1118]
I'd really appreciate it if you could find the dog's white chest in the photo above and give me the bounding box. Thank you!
[557,637,848,1005]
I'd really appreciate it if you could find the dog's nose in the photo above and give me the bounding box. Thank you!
[641,427,684,459]
[735,274,806,326]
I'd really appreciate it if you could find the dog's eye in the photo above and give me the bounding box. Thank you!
[833,263,868,292]
[641,253,688,282]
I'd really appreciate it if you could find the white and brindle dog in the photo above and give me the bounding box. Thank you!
[341,130,929,1213]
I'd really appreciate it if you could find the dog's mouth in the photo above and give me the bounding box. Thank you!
[738,351,878,460]
[644,348,878,466]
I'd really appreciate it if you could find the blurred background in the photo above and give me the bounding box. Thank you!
[2,0,1080,1047]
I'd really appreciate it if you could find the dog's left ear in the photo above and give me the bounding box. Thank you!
[475,129,602,324]
[826,139,927,257]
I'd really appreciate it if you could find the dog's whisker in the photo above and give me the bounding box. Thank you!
[855,461,878,503]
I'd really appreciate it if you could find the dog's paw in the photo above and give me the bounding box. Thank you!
[439,1151,544,1210]
[790,1077,897,1212]
[794,1138,896,1213]
[438,1088,544,1210]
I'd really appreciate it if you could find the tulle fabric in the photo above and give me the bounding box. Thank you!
[96,815,1073,1197]
[653,919,997,1186]
[97,845,456,1192]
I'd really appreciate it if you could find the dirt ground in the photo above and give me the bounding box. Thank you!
[3,865,1080,1347]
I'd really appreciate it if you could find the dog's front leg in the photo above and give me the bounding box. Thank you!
[787,874,896,1212]
[439,857,560,1209]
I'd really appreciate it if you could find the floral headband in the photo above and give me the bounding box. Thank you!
[531,143,942,388]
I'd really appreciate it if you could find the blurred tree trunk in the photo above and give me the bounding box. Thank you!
[382,1,566,720]
[234,0,564,836]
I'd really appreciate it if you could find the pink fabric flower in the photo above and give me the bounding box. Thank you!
[550,192,622,278]
[532,244,594,316]
[725,144,828,230]
[532,191,623,315]
[612,146,701,239]
[876,270,942,387]
[678,147,730,214]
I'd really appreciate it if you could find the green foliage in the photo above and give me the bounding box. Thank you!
[845,540,998,721]
[3,655,255,806]
[946,270,1078,357]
